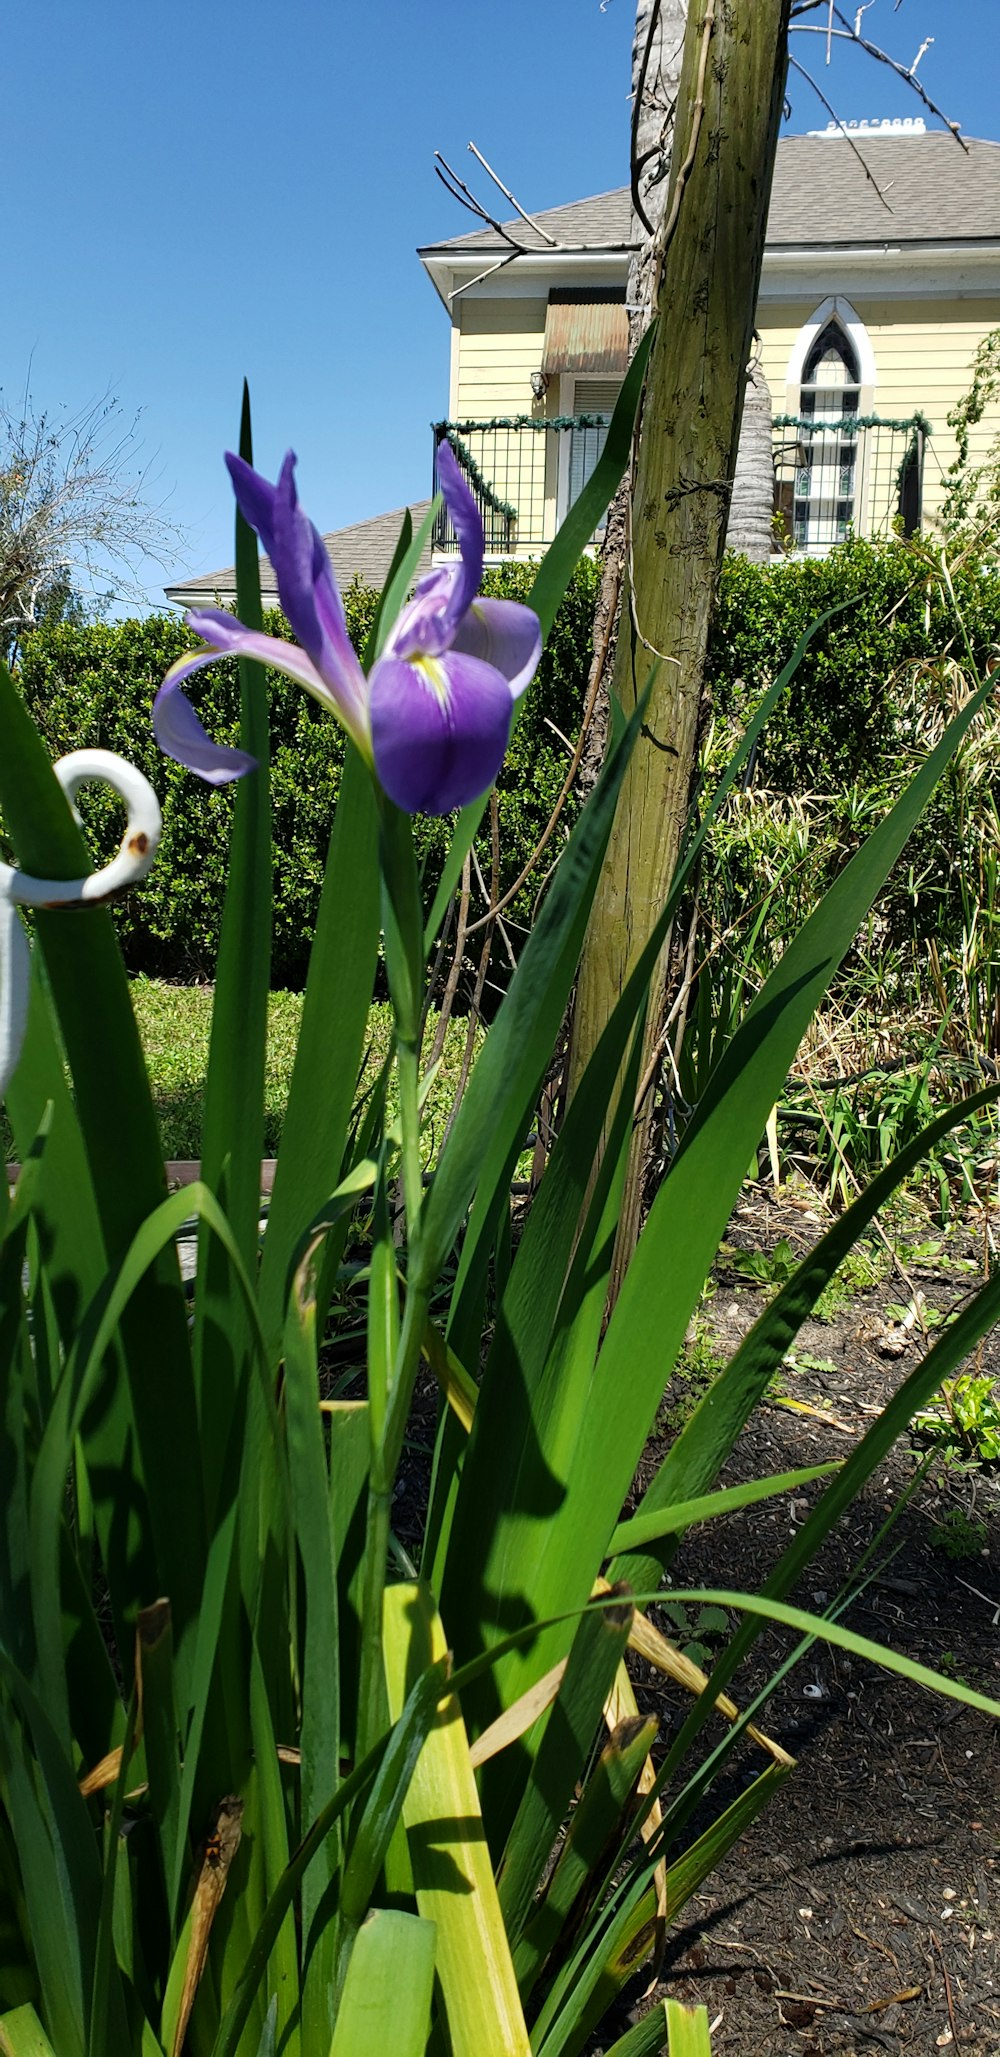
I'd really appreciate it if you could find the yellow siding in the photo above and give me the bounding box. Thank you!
[455,300,547,551]
[757,297,1000,523]
[451,291,1000,545]
[455,298,546,414]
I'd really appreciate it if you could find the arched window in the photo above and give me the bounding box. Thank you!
[801,321,861,416]
[794,319,862,547]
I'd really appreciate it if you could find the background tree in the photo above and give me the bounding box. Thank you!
[0,386,185,667]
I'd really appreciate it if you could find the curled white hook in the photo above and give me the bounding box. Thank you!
[1,749,162,1098]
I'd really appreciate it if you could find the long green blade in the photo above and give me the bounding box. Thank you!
[514,1715,658,1999]
[649,1587,1000,1718]
[608,1461,841,1557]
[497,1592,634,1947]
[282,1236,341,2050]
[211,1665,445,2057]
[329,1910,436,2057]
[604,2001,712,2057]
[194,384,272,1458]
[382,1585,531,2057]
[0,2007,60,2057]
[440,605,854,1672]
[257,743,380,1358]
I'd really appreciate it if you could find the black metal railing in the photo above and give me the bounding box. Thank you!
[432,411,930,557]
[772,413,928,551]
[431,416,612,555]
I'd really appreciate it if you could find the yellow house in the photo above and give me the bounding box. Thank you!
[418,122,1000,558]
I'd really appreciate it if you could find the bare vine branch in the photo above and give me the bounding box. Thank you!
[630,0,664,236]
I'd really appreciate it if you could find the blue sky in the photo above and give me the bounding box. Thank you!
[5,0,998,608]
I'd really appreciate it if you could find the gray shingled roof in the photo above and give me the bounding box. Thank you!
[420,134,1000,255]
[419,186,631,256]
[165,502,432,610]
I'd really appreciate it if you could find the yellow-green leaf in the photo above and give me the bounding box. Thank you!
[382,1584,531,2057]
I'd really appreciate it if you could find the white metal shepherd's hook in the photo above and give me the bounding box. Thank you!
[0,749,162,1096]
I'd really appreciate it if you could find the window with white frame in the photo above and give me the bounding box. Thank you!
[563,378,621,527]
[794,321,862,548]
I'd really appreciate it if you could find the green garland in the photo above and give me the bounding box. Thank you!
[437,430,518,526]
[774,412,932,436]
[432,414,613,435]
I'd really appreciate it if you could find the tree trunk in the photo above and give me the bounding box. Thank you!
[727,358,776,563]
[568,0,791,1296]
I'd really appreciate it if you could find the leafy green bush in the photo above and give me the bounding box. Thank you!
[711,535,1000,790]
[17,536,1000,994]
[10,560,598,986]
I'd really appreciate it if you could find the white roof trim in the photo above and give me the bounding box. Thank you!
[419,247,632,311]
[785,296,877,388]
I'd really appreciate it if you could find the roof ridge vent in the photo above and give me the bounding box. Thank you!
[806,115,928,137]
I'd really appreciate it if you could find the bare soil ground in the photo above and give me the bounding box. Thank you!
[617,1189,1000,2055]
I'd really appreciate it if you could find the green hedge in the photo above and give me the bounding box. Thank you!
[710,535,1000,790]
[11,561,598,988]
[10,538,1000,989]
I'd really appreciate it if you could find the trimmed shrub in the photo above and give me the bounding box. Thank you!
[711,535,1000,790]
[12,537,1000,989]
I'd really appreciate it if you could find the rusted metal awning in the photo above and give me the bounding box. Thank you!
[541,292,628,377]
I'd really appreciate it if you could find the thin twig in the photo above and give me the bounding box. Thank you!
[930,1929,960,2050]
[786,57,894,207]
[440,794,502,1148]
[470,835,517,971]
[791,9,967,142]
[463,628,611,938]
[466,141,558,246]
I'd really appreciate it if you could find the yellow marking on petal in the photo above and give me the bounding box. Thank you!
[411,655,450,706]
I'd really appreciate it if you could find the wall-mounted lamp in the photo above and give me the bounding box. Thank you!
[529,369,550,401]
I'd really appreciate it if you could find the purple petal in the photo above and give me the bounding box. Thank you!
[224,451,369,741]
[368,649,515,815]
[225,450,280,562]
[449,598,541,701]
[153,659,257,785]
[382,442,485,663]
[381,446,486,664]
[182,607,371,753]
[436,440,484,627]
[385,564,464,663]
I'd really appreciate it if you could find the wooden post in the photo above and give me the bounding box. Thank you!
[568,0,791,1296]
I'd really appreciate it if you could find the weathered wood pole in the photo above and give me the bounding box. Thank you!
[568,0,791,1290]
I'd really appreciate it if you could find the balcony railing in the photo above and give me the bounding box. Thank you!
[772,412,928,551]
[432,416,611,556]
[431,412,929,557]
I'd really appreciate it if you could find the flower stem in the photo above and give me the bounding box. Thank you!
[357,801,431,1761]
[355,1279,429,1764]
[396,1034,423,1245]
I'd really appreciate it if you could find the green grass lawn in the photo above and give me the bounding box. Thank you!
[4,976,480,1164]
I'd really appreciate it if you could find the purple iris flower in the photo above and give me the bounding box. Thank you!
[153,441,541,816]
